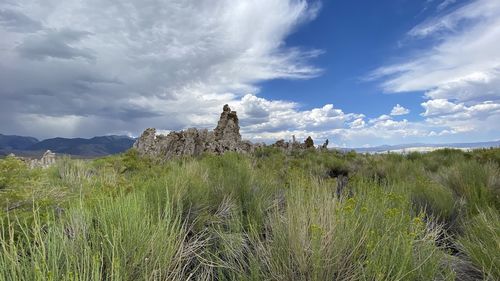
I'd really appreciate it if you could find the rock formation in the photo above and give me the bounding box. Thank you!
[320,139,329,151]
[304,136,314,148]
[30,150,56,168]
[7,150,56,169]
[272,135,319,152]
[135,105,330,160]
[7,150,57,169]
[134,105,254,159]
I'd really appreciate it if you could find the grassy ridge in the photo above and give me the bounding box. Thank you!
[0,148,499,280]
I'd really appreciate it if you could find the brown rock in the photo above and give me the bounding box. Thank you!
[304,136,314,148]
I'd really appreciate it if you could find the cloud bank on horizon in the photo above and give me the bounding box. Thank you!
[0,0,499,147]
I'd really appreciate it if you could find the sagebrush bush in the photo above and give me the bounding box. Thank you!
[437,160,500,213]
[0,156,30,189]
[0,147,498,280]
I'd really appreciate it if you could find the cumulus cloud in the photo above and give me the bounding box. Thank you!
[236,95,454,147]
[234,94,364,143]
[349,118,365,129]
[420,99,500,138]
[421,99,465,117]
[390,104,410,116]
[422,99,500,121]
[0,0,322,139]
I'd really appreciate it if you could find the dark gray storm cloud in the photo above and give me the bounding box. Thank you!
[17,29,95,60]
[0,0,322,139]
[0,9,41,33]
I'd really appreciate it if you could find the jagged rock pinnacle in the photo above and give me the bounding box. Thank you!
[134,105,252,159]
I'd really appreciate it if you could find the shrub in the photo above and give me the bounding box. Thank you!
[1,148,499,280]
[0,156,30,189]
[409,177,458,226]
[458,208,500,280]
[437,161,500,213]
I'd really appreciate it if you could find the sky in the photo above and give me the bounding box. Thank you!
[0,0,499,147]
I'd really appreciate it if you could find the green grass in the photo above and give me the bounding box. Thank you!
[458,207,500,280]
[0,148,499,280]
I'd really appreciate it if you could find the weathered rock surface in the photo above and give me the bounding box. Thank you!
[134,105,254,159]
[320,139,329,150]
[8,150,57,169]
[272,135,321,152]
[30,150,56,168]
[304,136,314,148]
[135,105,330,160]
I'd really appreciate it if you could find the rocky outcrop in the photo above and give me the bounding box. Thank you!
[30,150,56,168]
[320,139,329,150]
[304,136,314,148]
[7,150,57,169]
[134,105,254,159]
[214,105,241,143]
[135,105,331,160]
[272,135,320,152]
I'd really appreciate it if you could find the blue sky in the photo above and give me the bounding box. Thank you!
[261,0,439,116]
[1,0,499,147]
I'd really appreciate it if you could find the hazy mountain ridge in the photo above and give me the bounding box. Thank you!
[0,134,39,150]
[0,134,135,157]
[2,133,500,157]
[349,140,500,153]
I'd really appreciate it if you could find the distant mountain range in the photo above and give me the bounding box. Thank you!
[0,134,135,157]
[1,133,499,157]
[347,140,500,153]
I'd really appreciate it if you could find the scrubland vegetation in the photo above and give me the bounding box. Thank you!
[0,148,499,280]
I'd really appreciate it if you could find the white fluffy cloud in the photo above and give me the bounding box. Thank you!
[390,104,410,116]
[420,98,500,139]
[422,99,500,125]
[234,94,364,143]
[421,99,465,117]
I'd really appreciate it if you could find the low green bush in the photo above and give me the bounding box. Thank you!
[0,156,30,189]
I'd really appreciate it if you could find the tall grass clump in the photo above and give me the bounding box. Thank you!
[0,190,189,281]
[0,156,65,215]
[245,175,454,281]
[408,177,458,226]
[437,161,500,213]
[457,207,500,280]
